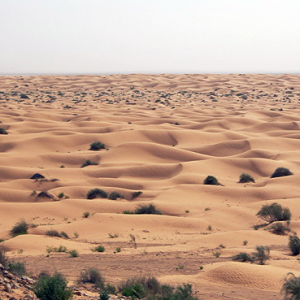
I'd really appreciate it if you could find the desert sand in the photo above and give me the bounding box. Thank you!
[1,74,300,299]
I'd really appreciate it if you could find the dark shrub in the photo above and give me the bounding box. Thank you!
[30,173,45,180]
[256,203,291,224]
[134,204,162,215]
[252,245,270,265]
[20,93,29,99]
[10,220,28,237]
[81,159,98,168]
[100,291,110,300]
[0,128,8,135]
[238,173,255,183]
[132,191,143,199]
[0,247,7,268]
[45,230,61,237]
[79,268,104,288]
[289,235,300,256]
[87,188,108,199]
[33,272,73,300]
[60,231,69,239]
[89,142,105,151]
[8,261,26,277]
[69,250,78,257]
[271,167,293,178]
[93,245,105,252]
[281,272,300,300]
[232,252,253,263]
[108,191,124,200]
[203,175,220,185]
[269,222,290,235]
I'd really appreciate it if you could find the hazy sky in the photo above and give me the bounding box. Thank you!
[1,0,300,74]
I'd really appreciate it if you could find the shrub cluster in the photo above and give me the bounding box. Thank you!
[232,245,270,265]
[123,204,162,215]
[87,188,124,200]
[89,142,106,151]
[256,203,291,224]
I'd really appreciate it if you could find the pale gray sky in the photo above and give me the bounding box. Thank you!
[1,0,300,74]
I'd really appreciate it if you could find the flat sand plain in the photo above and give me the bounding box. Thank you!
[1,74,300,299]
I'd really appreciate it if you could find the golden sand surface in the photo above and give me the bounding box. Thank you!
[1,74,300,299]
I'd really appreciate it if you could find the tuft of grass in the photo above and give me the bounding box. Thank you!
[10,220,28,237]
[203,175,220,185]
[8,261,26,277]
[83,211,90,218]
[134,204,162,215]
[92,245,105,252]
[89,141,105,151]
[87,188,108,199]
[271,167,293,178]
[69,250,78,257]
[108,191,124,200]
[232,252,253,263]
[0,128,8,135]
[33,272,73,300]
[81,159,98,168]
[238,173,255,183]
[79,268,105,288]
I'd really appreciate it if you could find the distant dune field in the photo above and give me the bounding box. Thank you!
[1,74,300,299]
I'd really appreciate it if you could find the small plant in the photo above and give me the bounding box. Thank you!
[238,173,255,183]
[281,272,300,300]
[108,233,118,238]
[243,240,248,246]
[123,210,134,214]
[0,247,7,268]
[93,245,105,252]
[252,245,270,265]
[213,251,221,258]
[199,266,203,270]
[10,220,28,237]
[108,191,124,200]
[45,230,61,237]
[288,235,300,256]
[100,291,110,300]
[87,188,108,199]
[207,225,212,231]
[132,191,143,199]
[81,159,98,168]
[219,244,225,248]
[203,175,220,185]
[33,272,73,300]
[90,142,105,151]
[8,261,26,276]
[130,234,137,249]
[256,203,291,224]
[269,222,290,235]
[271,167,293,178]
[115,247,121,253]
[79,268,104,288]
[57,192,65,199]
[232,252,253,263]
[69,250,78,257]
[83,211,90,218]
[0,128,8,135]
[20,93,29,99]
[134,204,162,215]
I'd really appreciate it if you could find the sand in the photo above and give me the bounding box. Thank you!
[1,73,300,299]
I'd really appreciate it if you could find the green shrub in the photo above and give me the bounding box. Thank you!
[8,261,26,277]
[81,159,98,168]
[33,272,73,300]
[269,222,290,235]
[203,175,220,185]
[20,93,29,99]
[252,245,270,265]
[83,211,90,218]
[93,245,105,252]
[271,167,293,178]
[238,173,255,183]
[87,188,108,199]
[10,220,28,237]
[108,191,124,200]
[90,142,105,151]
[289,235,300,256]
[0,128,8,135]
[69,250,78,257]
[79,268,104,288]
[232,252,253,263]
[256,203,291,224]
[99,291,110,300]
[281,272,300,300]
[134,204,162,215]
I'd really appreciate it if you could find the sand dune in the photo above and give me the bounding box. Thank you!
[1,74,300,299]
